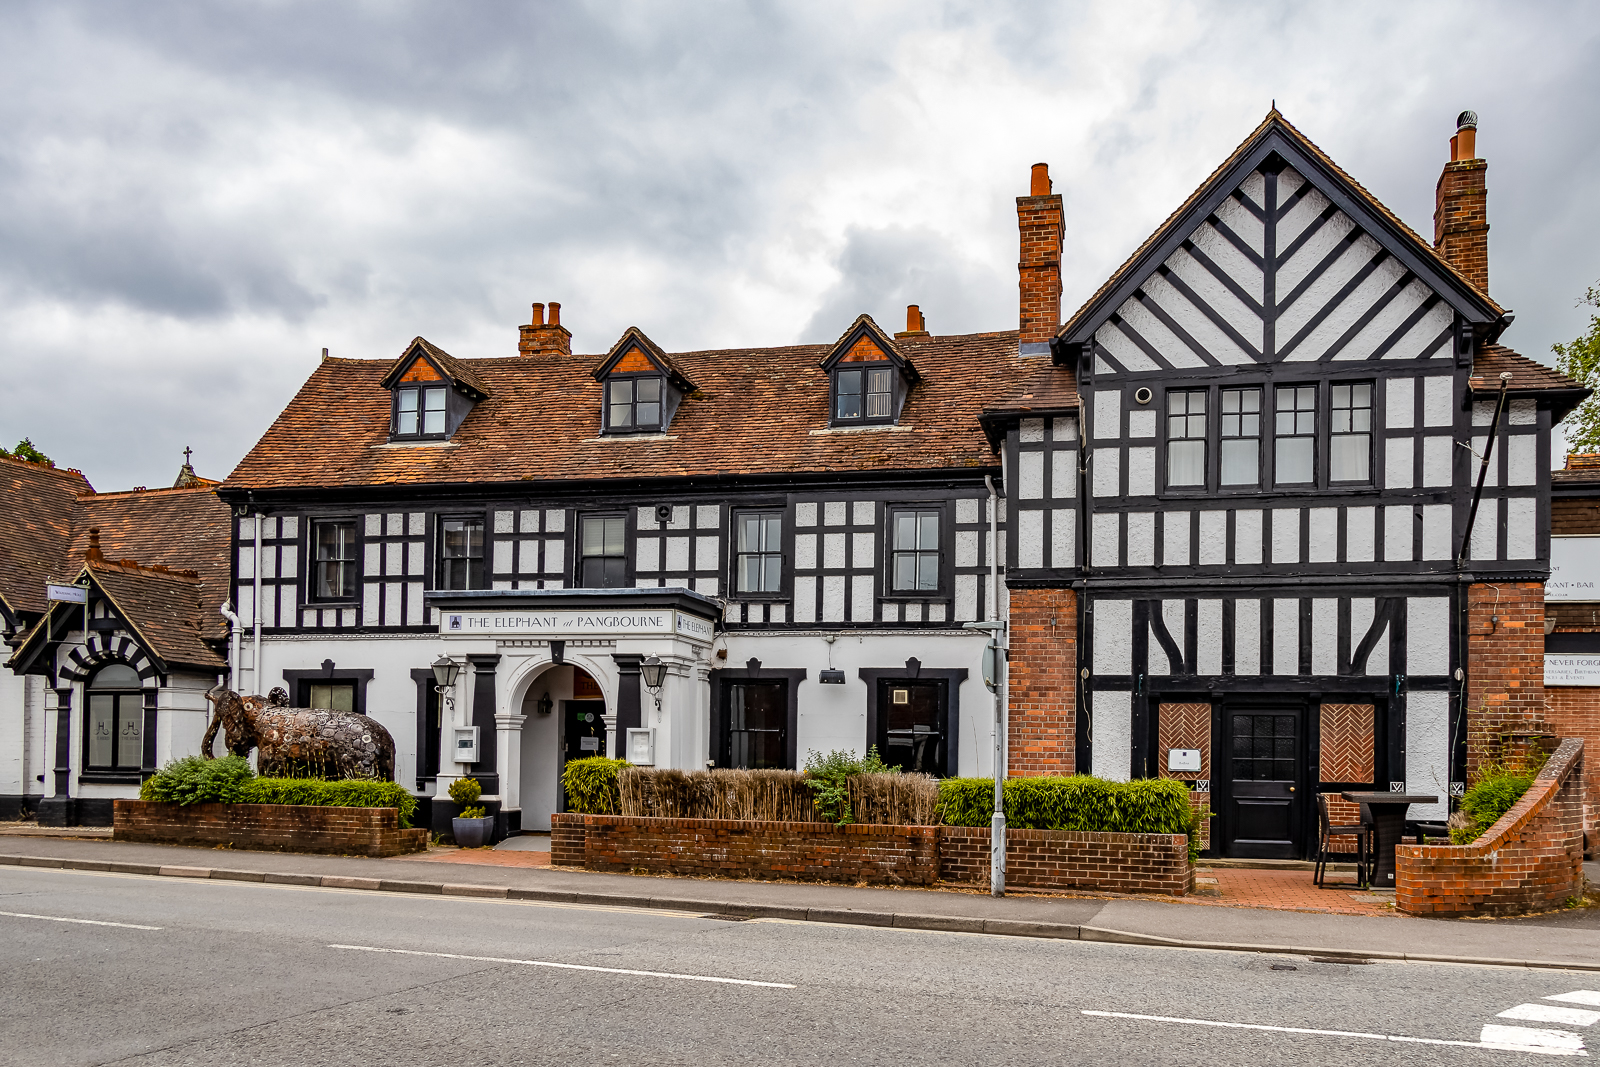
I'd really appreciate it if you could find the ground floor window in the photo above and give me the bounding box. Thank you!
[85,663,143,772]
[724,681,788,769]
[301,681,357,712]
[876,679,947,776]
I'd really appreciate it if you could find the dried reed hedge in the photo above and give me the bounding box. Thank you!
[616,767,939,825]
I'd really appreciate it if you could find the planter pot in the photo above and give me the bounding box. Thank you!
[451,816,495,848]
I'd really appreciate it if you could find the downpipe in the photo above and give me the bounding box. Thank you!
[984,474,1006,897]
[219,601,241,691]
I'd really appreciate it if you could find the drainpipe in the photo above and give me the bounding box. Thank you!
[982,474,1006,897]
[253,511,263,696]
[219,602,241,693]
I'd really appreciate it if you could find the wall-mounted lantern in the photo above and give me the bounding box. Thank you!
[431,654,460,714]
[536,691,553,716]
[640,656,667,723]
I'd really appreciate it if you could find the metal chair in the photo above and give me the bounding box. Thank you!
[1315,793,1370,889]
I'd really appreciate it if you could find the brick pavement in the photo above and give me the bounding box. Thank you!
[1199,866,1396,917]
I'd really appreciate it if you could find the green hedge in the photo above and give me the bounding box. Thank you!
[138,756,416,828]
[1451,765,1536,844]
[939,775,1203,861]
[562,757,628,815]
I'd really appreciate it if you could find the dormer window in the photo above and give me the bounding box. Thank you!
[396,385,446,437]
[607,376,663,432]
[820,314,920,429]
[593,327,694,436]
[835,365,894,422]
[378,338,489,444]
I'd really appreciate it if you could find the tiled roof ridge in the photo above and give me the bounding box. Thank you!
[0,451,92,485]
[80,484,223,500]
[1058,109,1504,341]
[88,557,202,582]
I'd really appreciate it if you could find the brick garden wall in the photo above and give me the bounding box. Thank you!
[1467,582,1549,776]
[114,801,429,858]
[552,812,1190,895]
[1008,588,1078,776]
[1396,738,1586,917]
[938,825,1192,896]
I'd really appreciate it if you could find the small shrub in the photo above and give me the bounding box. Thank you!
[458,805,487,819]
[140,756,256,806]
[803,747,893,825]
[1450,764,1537,844]
[447,777,482,806]
[563,757,628,814]
[240,778,418,828]
[936,775,1201,860]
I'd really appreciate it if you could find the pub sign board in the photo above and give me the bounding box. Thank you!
[440,608,714,644]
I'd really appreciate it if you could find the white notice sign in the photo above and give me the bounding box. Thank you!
[440,608,714,644]
[1546,654,1600,687]
[46,584,87,604]
[1548,537,1600,601]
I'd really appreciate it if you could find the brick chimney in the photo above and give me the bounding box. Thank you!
[518,300,572,357]
[1434,111,1489,296]
[894,304,929,339]
[1017,162,1063,355]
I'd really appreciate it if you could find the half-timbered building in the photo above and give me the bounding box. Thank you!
[983,111,1588,863]
[217,303,1029,838]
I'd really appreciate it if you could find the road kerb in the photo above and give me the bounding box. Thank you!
[5,852,1599,971]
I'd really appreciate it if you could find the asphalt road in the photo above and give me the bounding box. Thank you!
[3,866,1597,1066]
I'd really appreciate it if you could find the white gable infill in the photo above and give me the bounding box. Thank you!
[1058,124,1503,376]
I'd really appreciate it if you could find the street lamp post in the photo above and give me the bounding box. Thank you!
[962,619,1006,897]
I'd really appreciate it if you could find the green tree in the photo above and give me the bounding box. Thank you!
[1554,283,1600,452]
[1,437,54,467]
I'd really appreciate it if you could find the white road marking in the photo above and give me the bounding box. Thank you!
[1084,1011,1586,1057]
[1503,1005,1600,1027]
[1550,994,1600,1008]
[0,909,162,930]
[328,943,796,988]
[1481,1025,1588,1053]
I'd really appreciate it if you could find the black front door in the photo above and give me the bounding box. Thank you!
[876,680,948,776]
[1224,707,1303,859]
[564,700,607,762]
[722,681,788,769]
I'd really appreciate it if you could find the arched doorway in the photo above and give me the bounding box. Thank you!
[518,663,608,831]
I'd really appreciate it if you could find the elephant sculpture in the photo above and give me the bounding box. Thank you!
[202,685,396,781]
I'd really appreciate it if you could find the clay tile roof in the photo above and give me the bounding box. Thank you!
[69,487,234,641]
[1469,345,1585,392]
[86,558,227,670]
[1058,110,1504,345]
[0,455,93,619]
[224,330,1031,492]
[983,363,1082,416]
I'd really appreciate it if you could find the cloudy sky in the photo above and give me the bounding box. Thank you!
[2,1,1596,489]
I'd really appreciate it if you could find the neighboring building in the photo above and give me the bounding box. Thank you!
[217,305,1030,837]
[1547,452,1600,848]
[1,456,231,824]
[981,111,1587,862]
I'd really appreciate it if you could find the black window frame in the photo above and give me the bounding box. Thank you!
[885,504,948,598]
[392,383,449,441]
[730,508,788,600]
[604,374,665,434]
[709,666,805,771]
[83,663,145,774]
[578,512,629,588]
[1164,388,1209,492]
[1217,385,1264,490]
[831,362,897,427]
[1328,380,1375,485]
[1272,382,1318,488]
[437,516,486,591]
[310,518,359,602]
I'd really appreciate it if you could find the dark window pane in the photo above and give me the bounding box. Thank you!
[635,377,661,402]
[422,387,446,435]
[836,370,862,419]
[89,694,115,768]
[440,519,485,590]
[117,701,142,767]
[727,682,787,769]
[396,389,419,435]
[608,379,633,428]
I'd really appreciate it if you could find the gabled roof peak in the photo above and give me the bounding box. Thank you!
[592,326,696,391]
[380,336,490,399]
[820,314,921,382]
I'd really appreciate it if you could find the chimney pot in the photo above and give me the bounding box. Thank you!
[321,347,329,360]
[549,302,561,327]
[530,302,545,326]
[1434,111,1489,295]
[907,305,920,332]
[1030,162,1051,197]
[1449,133,1460,162]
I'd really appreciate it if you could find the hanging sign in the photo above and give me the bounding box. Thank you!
[47,584,87,604]
[1545,654,1600,687]
[1548,538,1600,601]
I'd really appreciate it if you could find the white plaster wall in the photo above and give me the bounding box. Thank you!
[1507,435,1537,486]
[1385,437,1414,489]
[1094,600,1132,675]
[1385,377,1415,428]
[1018,452,1044,499]
[1092,513,1119,567]
[1312,599,1337,675]
[1126,447,1155,495]
[1235,599,1261,676]
[1384,506,1413,561]
[1091,691,1132,782]
[1163,511,1191,566]
[1422,376,1453,426]
[1407,598,1450,675]
[1405,691,1450,820]
[1093,447,1120,497]
[1421,505,1452,560]
[1094,389,1122,438]
[1507,497,1537,559]
[1272,599,1299,676]
[1126,512,1154,566]
[1050,450,1076,498]
[1198,511,1226,565]
[1196,600,1222,676]
[1271,508,1300,564]
[1235,510,1263,565]
[1018,510,1044,569]
[0,666,25,795]
[1051,510,1075,569]
[1422,436,1452,486]
[518,665,569,831]
[1347,507,1375,562]
[1471,498,1499,560]
[1308,507,1338,563]
[1126,410,1156,439]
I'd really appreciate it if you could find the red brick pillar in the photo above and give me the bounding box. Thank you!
[1007,588,1078,775]
[1466,581,1548,776]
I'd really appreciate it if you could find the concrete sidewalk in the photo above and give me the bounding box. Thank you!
[2,835,1597,971]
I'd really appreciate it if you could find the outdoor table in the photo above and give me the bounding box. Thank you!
[1341,792,1439,889]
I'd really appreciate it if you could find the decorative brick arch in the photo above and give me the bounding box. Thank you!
[58,632,159,685]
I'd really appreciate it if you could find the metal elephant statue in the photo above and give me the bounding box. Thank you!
[202,685,396,781]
